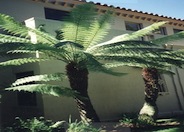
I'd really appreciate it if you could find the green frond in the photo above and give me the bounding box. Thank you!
[61,3,97,45]
[0,58,48,66]
[84,53,126,76]
[6,84,77,97]
[84,12,111,48]
[62,22,88,45]
[68,3,97,27]
[0,34,31,43]
[30,27,59,45]
[95,46,169,59]
[151,30,184,45]
[12,73,66,86]
[87,21,167,52]
[99,48,184,72]
[0,13,30,38]
[0,13,59,45]
[90,41,159,54]
[104,62,174,73]
[125,21,167,41]
[0,42,70,61]
[96,54,169,68]
[54,40,84,49]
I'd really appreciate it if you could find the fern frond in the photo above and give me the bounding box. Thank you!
[61,3,97,45]
[104,62,173,73]
[0,34,31,43]
[54,40,84,49]
[84,53,126,76]
[90,41,159,54]
[0,13,30,38]
[96,54,169,68]
[87,21,167,52]
[0,42,70,61]
[124,21,167,41]
[84,12,111,48]
[6,84,77,97]
[151,30,184,45]
[68,3,97,27]
[0,58,48,66]
[12,73,66,86]
[0,13,59,45]
[30,28,59,45]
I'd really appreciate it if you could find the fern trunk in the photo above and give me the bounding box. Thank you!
[139,68,159,122]
[66,62,100,123]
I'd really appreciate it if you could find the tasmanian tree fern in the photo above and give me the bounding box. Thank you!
[1,3,184,123]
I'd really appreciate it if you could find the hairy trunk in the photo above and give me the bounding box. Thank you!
[66,62,100,123]
[139,68,159,122]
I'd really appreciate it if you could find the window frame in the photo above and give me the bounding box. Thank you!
[173,28,183,34]
[153,27,167,35]
[157,74,169,95]
[125,21,143,31]
[44,7,69,21]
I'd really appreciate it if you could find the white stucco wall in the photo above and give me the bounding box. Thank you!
[0,0,45,21]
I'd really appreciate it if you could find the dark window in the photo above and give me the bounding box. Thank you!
[125,21,143,31]
[44,8,69,21]
[139,37,145,41]
[158,74,168,93]
[173,29,183,34]
[16,71,37,106]
[153,27,167,35]
[147,35,155,41]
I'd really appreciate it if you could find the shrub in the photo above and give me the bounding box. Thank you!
[67,119,101,132]
[137,114,155,127]
[3,117,65,132]
[120,112,138,127]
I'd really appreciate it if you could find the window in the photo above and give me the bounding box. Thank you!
[158,74,168,94]
[16,71,37,106]
[44,8,69,21]
[125,21,143,31]
[173,29,183,34]
[146,35,154,41]
[153,27,167,35]
[139,37,145,41]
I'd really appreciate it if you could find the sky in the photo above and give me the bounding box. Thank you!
[86,0,184,20]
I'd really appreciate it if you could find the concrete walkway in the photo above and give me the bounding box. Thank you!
[93,122,131,132]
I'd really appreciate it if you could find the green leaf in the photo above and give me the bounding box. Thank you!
[152,30,184,45]
[91,41,159,54]
[0,13,30,38]
[87,21,167,52]
[0,13,59,45]
[6,84,77,97]
[12,73,67,86]
[84,11,111,48]
[0,34,31,43]
[54,40,84,49]
[62,3,97,44]
[85,53,126,76]
[0,58,48,66]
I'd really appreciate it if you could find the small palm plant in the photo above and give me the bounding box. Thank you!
[1,3,184,123]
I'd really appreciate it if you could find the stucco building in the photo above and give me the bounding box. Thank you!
[0,0,184,126]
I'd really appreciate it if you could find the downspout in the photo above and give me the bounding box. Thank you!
[0,94,2,130]
[176,68,184,111]
[171,68,183,111]
[176,68,184,98]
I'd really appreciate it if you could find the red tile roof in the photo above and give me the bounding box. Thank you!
[32,0,184,26]
[86,1,184,22]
